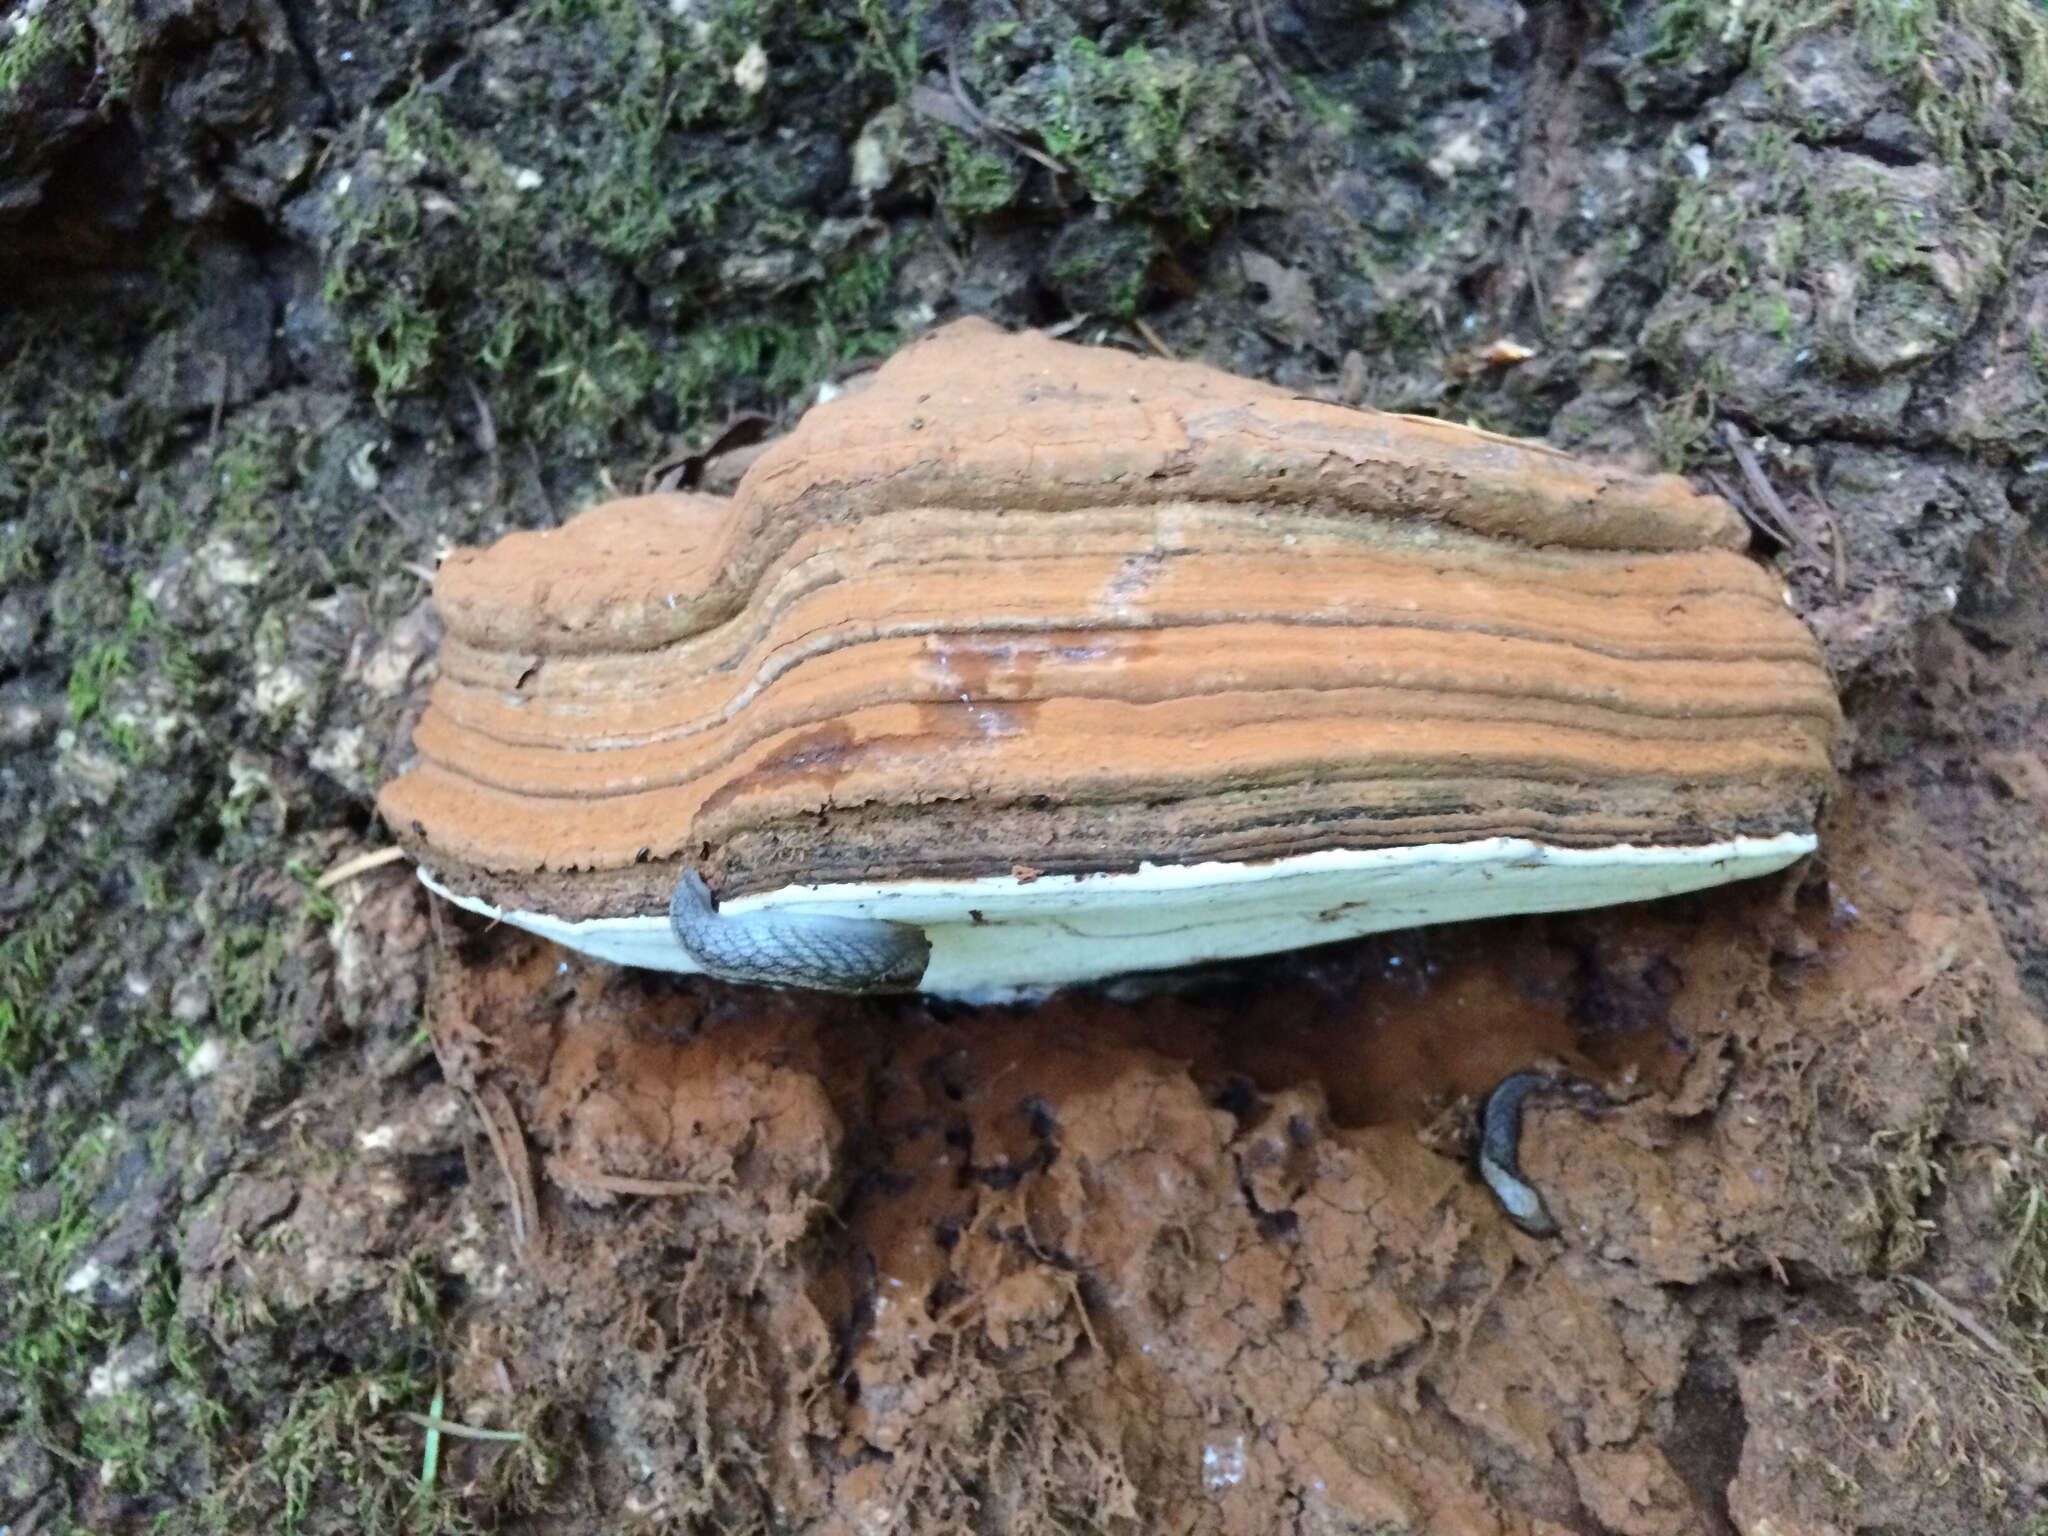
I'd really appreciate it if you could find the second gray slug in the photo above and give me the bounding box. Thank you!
[668,870,932,994]
[1477,1070,1561,1236]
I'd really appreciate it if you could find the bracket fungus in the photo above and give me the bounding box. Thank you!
[379,319,1840,1000]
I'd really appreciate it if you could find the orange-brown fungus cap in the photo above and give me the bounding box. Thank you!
[379,318,1838,921]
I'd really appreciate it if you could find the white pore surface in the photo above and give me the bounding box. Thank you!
[418,833,1816,1002]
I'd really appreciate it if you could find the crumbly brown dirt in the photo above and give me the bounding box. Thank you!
[294,779,2039,1533]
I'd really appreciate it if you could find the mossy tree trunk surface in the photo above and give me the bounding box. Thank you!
[3,2,2047,1532]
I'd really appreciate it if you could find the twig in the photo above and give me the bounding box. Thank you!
[521,441,555,524]
[1717,422,1845,592]
[1429,300,1453,357]
[1901,1276,2032,1376]
[910,80,980,134]
[374,491,431,545]
[462,375,498,457]
[205,353,231,459]
[1716,424,1804,550]
[1244,0,1297,108]
[469,1081,540,1255]
[315,845,408,891]
[1800,474,1850,597]
[1719,428,1848,597]
[463,376,502,510]
[1519,224,1550,342]
[1055,1267,1104,1357]
[905,59,1068,178]
[1131,316,1175,359]
[545,1154,719,1199]
[1703,468,1754,531]
[930,233,968,278]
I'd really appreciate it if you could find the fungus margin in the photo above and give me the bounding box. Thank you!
[421,831,1817,1001]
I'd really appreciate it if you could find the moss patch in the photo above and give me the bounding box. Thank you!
[1643,0,2048,455]
[1032,38,1267,237]
[315,0,906,457]
[949,29,1279,243]
[0,0,90,101]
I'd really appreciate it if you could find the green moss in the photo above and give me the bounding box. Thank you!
[663,239,903,420]
[1046,218,1160,319]
[917,22,1281,245]
[855,0,933,97]
[1805,1,2041,226]
[0,1116,116,1455]
[970,18,1022,67]
[1665,174,1746,290]
[2001,1137,2048,1365]
[1035,39,1265,238]
[64,590,154,724]
[66,633,130,726]
[1643,0,1733,67]
[4,1155,544,1527]
[1649,0,2048,249]
[0,355,133,584]
[1761,289,1797,343]
[1645,375,1724,469]
[195,1368,462,1536]
[206,920,289,1038]
[1645,0,2048,452]
[0,0,89,100]
[1841,0,2048,184]
[0,11,782,1516]
[940,128,1023,219]
[319,0,905,456]
[1287,72,1359,135]
[0,882,98,1076]
[79,1385,162,1496]
[1,1129,244,1511]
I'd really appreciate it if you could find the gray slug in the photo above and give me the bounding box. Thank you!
[1477,1070,1561,1236]
[668,870,932,994]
